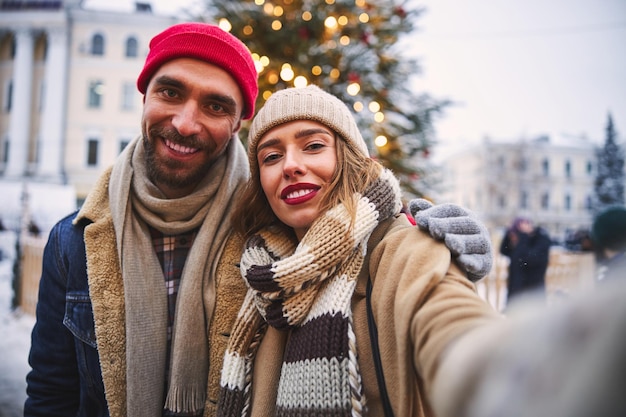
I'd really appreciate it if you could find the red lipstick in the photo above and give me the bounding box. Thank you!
[281,183,320,205]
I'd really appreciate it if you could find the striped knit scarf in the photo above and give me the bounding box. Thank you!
[217,168,402,417]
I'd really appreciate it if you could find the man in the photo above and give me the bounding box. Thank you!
[25,23,492,417]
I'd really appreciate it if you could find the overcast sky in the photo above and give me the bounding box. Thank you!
[83,0,626,159]
[409,0,626,159]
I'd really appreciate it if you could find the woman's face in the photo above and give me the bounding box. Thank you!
[256,120,337,240]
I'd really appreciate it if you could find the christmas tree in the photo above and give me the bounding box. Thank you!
[593,113,625,215]
[197,0,447,198]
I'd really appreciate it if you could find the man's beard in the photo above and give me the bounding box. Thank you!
[143,126,221,191]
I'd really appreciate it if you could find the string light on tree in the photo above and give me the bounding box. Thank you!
[346,83,360,96]
[280,63,294,82]
[294,76,308,88]
[218,18,231,32]
[324,16,338,30]
[368,101,380,113]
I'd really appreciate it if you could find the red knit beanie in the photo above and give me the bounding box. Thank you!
[137,22,258,119]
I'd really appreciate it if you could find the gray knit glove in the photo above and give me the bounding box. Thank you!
[409,198,493,282]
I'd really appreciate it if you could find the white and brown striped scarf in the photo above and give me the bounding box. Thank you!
[217,168,402,417]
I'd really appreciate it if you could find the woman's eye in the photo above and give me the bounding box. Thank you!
[262,153,280,164]
[307,142,325,151]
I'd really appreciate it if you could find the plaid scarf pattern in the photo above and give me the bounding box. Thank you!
[217,169,402,417]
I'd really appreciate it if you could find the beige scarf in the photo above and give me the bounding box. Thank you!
[109,136,249,416]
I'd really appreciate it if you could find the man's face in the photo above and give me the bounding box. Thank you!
[141,58,244,199]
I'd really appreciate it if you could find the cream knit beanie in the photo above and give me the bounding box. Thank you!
[248,85,369,170]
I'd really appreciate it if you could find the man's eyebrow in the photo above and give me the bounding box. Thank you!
[153,75,185,89]
[204,93,237,110]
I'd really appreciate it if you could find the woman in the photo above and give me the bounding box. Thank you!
[217,85,500,416]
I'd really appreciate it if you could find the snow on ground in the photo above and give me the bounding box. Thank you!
[0,231,34,417]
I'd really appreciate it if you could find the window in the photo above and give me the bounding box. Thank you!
[35,135,41,163]
[587,161,593,175]
[121,82,135,110]
[136,2,152,12]
[4,80,12,112]
[565,160,571,178]
[42,37,48,60]
[125,36,138,57]
[564,194,571,211]
[39,81,45,112]
[3,137,8,163]
[541,193,549,210]
[498,195,506,209]
[91,33,105,56]
[88,81,103,108]
[542,158,550,176]
[119,139,130,153]
[520,190,528,209]
[519,157,528,172]
[87,139,99,166]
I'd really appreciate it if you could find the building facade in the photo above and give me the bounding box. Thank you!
[436,135,598,242]
[0,0,178,231]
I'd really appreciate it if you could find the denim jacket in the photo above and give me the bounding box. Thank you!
[24,168,247,417]
[25,212,108,416]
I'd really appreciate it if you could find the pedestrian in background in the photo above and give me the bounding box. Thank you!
[500,216,552,305]
[591,205,626,282]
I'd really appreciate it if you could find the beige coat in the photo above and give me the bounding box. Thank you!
[248,215,501,416]
[76,168,247,417]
